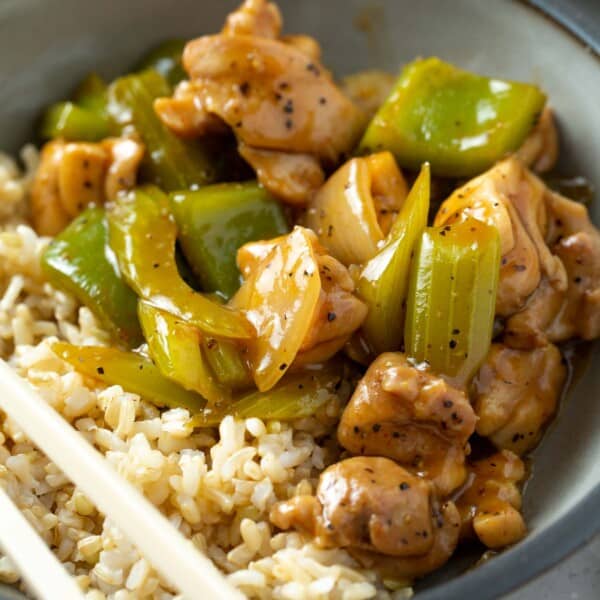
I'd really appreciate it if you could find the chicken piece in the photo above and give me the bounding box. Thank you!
[473,343,566,455]
[270,456,461,579]
[337,353,477,495]
[341,70,396,118]
[435,157,567,320]
[456,450,526,549]
[30,137,144,236]
[515,106,559,173]
[543,191,600,341]
[235,227,367,385]
[503,191,600,346]
[155,0,366,205]
[222,0,281,38]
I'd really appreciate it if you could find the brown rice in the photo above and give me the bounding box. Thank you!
[0,148,412,600]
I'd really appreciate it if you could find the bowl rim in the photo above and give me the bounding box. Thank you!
[0,2,598,600]
[419,1,600,598]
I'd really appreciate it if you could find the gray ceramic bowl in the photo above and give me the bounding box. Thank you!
[0,1,599,599]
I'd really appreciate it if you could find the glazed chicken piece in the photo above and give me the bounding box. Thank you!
[515,106,559,173]
[270,456,461,580]
[30,137,144,236]
[155,0,366,205]
[235,227,367,388]
[456,450,526,549]
[473,343,566,455]
[435,157,566,320]
[542,191,600,341]
[337,353,477,496]
[435,157,600,348]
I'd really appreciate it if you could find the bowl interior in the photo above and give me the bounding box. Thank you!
[0,0,599,598]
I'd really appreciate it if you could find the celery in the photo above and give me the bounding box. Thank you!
[357,163,430,354]
[202,337,253,391]
[405,218,500,385]
[52,341,205,413]
[190,362,355,427]
[138,300,228,406]
[107,69,218,190]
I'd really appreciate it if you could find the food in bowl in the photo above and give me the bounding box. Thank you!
[0,0,599,597]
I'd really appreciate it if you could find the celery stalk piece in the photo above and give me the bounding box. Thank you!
[52,341,205,413]
[357,163,430,354]
[405,218,501,385]
[190,362,355,427]
[107,69,218,190]
[201,337,253,391]
[138,300,228,406]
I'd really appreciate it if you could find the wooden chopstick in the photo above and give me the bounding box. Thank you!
[0,360,243,600]
[0,485,85,600]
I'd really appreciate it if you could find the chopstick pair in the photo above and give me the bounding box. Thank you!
[0,359,242,600]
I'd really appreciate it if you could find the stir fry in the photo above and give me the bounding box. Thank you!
[23,0,600,589]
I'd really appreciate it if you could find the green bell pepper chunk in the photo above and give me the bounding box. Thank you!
[107,69,218,190]
[137,39,187,88]
[40,73,110,142]
[40,102,110,142]
[357,163,430,355]
[52,341,205,413]
[138,300,228,406]
[41,207,142,346]
[359,57,547,177]
[107,186,253,340]
[73,72,109,112]
[170,182,289,299]
[404,218,500,386]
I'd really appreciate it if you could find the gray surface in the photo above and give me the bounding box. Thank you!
[507,536,600,600]
[0,0,599,599]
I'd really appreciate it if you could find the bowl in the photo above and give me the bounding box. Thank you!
[0,1,599,599]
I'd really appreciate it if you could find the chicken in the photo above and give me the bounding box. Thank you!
[542,191,600,341]
[30,137,144,236]
[473,343,566,455]
[270,456,461,579]
[456,450,526,549]
[435,157,566,320]
[154,0,366,205]
[435,157,600,348]
[515,106,559,174]
[337,353,477,495]
[234,227,367,388]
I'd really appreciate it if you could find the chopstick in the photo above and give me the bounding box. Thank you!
[0,360,243,600]
[0,486,85,600]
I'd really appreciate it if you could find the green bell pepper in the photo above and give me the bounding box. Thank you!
[405,218,500,386]
[41,207,142,346]
[136,39,187,88]
[359,57,547,177]
[107,186,253,340]
[40,73,110,142]
[107,69,218,190]
[138,300,228,406]
[170,182,289,299]
[357,163,430,355]
[52,341,205,413]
